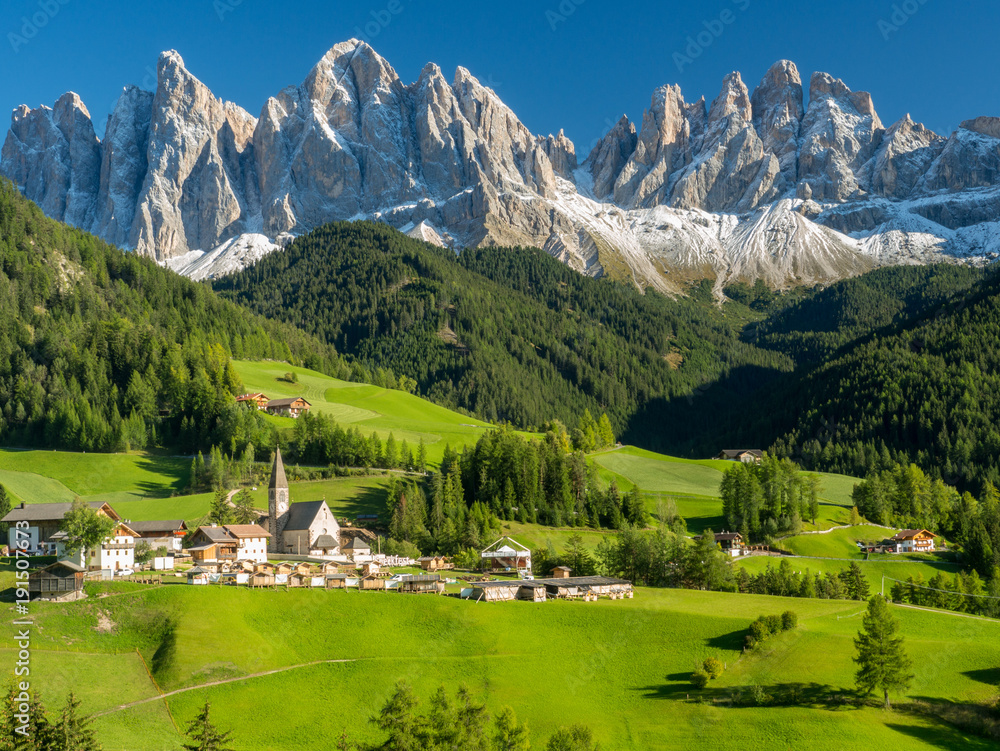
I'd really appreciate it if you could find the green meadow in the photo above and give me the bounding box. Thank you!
[232,360,504,465]
[14,586,1000,751]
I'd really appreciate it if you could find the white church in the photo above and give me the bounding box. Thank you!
[266,447,341,558]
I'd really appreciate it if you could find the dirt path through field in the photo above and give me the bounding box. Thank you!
[92,658,357,716]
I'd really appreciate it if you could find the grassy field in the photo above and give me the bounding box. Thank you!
[233,360,504,465]
[18,586,1000,751]
[781,525,900,559]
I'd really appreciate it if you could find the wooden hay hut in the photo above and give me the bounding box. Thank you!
[325,574,349,589]
[360,576,386,591]
[249,571,275,588]
[516,581,547,602]
[288,572,312,588]
[293,562,314,576]
[28,561,86,601]
[397,574,445,595]
[274,562,294,576]
[254,562,275,574]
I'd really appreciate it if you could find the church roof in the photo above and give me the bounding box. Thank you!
[269,446,287,490]
[344,536,372,551]
[283,500,331,532]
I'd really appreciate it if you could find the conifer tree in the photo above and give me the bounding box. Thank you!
[183,702,235,751]
[52,692,100,751]
[853,596,914,708]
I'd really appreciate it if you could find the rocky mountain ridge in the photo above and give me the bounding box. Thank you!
[4,42,999,292]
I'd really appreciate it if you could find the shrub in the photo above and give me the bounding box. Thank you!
[764,614,782,634]
[691,670,710,689]
[748,684,770,706]
[781,610,798,631]
[703,657,724,679]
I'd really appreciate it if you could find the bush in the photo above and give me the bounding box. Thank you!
[748,684,770,707]
[703,657,724,679]
[781,610,798,631]
[764,614,782,634]
[691,670,710,690]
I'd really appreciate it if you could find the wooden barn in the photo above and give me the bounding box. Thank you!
[249,572,275,588]
[254,562,275,574]
[274,562,294,576]
[288,572,312,588]
[538,576,633,601]
[293,562,314,576]
[397,574,445,595]
[325,574,349,589]
[265,397,312,419]
[517,582,547,602]
[28,561,86,602]
[469,580,521,603]
[360,576,386,591]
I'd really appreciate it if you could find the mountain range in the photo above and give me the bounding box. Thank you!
[4,41,1000,292]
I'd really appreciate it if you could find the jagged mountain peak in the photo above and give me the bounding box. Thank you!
[4,44,1000,293]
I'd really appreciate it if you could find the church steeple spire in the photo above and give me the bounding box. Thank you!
[269,445,287,491]
[268,446,289,554]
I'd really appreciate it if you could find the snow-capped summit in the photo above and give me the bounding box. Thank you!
[4,45,1000,293]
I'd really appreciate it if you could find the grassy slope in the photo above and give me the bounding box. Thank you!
[233,360,503,466]
[20,587,1000,751]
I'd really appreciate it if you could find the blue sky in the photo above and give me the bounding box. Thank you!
[2,0,998,151]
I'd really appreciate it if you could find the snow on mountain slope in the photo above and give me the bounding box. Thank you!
[4,44,1000,293]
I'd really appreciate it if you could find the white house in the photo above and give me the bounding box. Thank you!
[125,520,188,553]
[3,501,118,555]
[53,522,137,572]
[889,529,937,554]
[225,525,271,564]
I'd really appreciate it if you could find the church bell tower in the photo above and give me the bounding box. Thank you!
[268,446,289,554]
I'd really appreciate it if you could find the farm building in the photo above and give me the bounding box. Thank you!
[481,537,532,576]
[224,525,271,564]
[3,501,121,556]
[888,529,937,553]
[467,576,633,603]
[28,561,86,602]
[249,572,276,588]
[418,556,453,572]
[713,532,746,557]
[274,562,294,575]
[236,393,270,409]
[717,449,763,464]
[126,520,188,552]
[343,536,372,561]
[187,567,212,585]
[187,526,239,564]
[552,566,572,578]
[397,574,445,595]
[325,574,349,589]
[265,397,311,418]
[53,521,138,572]
[360,576,386,591]
[264,448,341,557]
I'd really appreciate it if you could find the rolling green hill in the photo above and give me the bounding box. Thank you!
[14,585,999,751]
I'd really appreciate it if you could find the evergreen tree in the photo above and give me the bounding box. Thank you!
[853,596,914,708]
[0,484,11,530]
[840,563,870,601]
[492,707,530,751]
[231,489,258,525]
[183,702,235,751]
[546,724,599,751]
[52,692,100,751]
[208,488,233,526]
[373,682,422,751]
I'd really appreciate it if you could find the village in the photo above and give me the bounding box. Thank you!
[9,446,635,606]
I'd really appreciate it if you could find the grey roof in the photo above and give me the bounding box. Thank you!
[267,397,310,408]
[537,576,631,588]
[720,449,763,458]
[126,520,186,534]
[313,535,338,549]
[283,500,329,532]
[187,567,212,575]
[269,446,288,490]
[397,574,440,583]
[196,526,234,543]
[2,501,111,523]
[343,536,372,550]
[36,561,85,575]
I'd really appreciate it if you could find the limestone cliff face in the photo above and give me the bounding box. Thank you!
[4,44,1000,290]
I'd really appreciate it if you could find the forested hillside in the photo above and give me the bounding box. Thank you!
[0,180,364,453]
[215,222,793,442]
[751,267,1000,490]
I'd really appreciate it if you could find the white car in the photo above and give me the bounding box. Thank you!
[116,568,135,577]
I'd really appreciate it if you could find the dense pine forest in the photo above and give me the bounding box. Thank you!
[0,180,367,454]
[214,221,793,443]
[5,173,1000,500]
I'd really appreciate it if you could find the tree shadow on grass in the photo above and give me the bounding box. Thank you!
[886,722,1000,751]
[963,668,1000,686]
[637,680,855,709]
[705,629,746,651]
